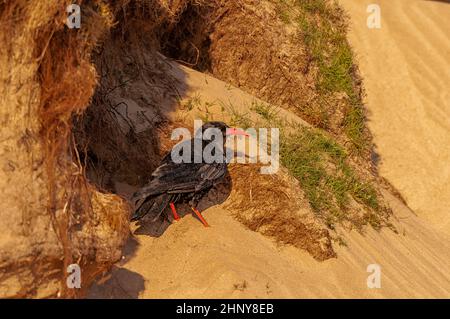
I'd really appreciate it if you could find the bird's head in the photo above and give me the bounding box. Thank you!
[200,121,248,139]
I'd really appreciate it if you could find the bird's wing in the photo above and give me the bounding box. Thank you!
[161,162,227,193]
[133,161,226,200]
[193,162,227,192]
[132,134,227,207]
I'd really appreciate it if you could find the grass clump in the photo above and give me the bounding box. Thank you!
[280,125,389,230]
[220,101,391,231]
[277,0,369,153]
[250,101,279,122]
[299,0,367,151]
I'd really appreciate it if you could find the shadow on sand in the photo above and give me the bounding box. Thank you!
[87,266,145,299]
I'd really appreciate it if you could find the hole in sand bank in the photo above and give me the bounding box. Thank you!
[72,16,233,234]
[73,45,179,198]
[73,1,214,198]
[159,3,213,71]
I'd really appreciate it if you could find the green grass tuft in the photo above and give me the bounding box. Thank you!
[280,126,387,229]
[250,101,279,122]
[193,97,392,231]
[280,0,370,153]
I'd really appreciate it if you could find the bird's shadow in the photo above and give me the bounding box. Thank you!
[87,266,145,299]
[132,172,233,237]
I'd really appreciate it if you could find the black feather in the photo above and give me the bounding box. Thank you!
[131,122,230,222]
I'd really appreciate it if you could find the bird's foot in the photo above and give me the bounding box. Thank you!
[191,207,210,227]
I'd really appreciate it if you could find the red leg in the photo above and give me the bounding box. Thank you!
[191,207,210,227]
[170,202,180,221]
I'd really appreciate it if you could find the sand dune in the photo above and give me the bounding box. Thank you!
[89,62,450,299]
[339,0,450,234]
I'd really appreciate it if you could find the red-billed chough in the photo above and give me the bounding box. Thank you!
[131,121,248,227]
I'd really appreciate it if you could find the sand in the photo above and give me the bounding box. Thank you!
[339,0,450,234]
[89,191,450,298]
[89,58,450,298]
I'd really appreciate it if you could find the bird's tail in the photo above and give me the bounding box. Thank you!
[131,193,172,222]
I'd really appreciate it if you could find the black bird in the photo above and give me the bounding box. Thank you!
[131,121,248,227]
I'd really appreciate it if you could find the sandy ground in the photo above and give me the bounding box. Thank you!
[339,0,450,234]
[89,191,450,298]
[89,61,450,298]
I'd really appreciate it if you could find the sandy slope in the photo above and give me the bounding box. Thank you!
[89,193,450,298]
[339,0,450,234]
[89,62,450,299]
